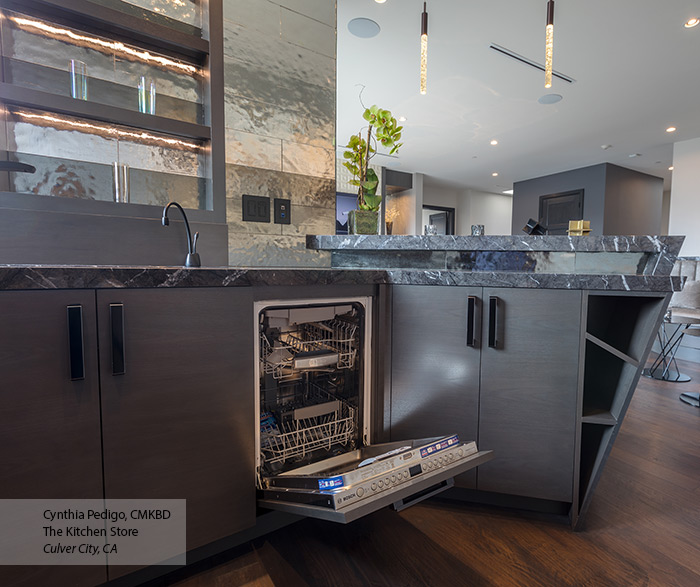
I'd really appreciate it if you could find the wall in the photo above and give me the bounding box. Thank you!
[386,173,423,235]
[661,189,671,235]
[465,189,513,236]
[222,0,336,267]
[603,165,662,236]
[669,137,700,256]
[512,163,663,236]
[511,164,606,236]
[421,182,512,236]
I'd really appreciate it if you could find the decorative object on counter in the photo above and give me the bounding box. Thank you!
[471,224,485,236]
[348,209,379,235]
[113,163,130,203]
[522,218,547,235]
[161,201,201,267]
[424,224,438,236]
[385,207,400,235]
[342,100,403,234]
[567,220,591,236]
[138,77,156,115]
[69,59,88,100]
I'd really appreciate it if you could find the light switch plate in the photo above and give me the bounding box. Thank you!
[242,195,270,222]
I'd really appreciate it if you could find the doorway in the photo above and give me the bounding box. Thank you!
[421,205,455,235]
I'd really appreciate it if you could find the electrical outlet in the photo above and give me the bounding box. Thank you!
[274,198,291,225]
[242,195,270,222]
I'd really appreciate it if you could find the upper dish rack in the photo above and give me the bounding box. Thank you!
[260,318,359,380]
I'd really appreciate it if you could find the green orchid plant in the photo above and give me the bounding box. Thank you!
[342,105,403,211]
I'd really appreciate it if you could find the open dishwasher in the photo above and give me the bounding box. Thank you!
[254,297,492,523]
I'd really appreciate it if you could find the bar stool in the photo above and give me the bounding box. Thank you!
[644,258,700,390]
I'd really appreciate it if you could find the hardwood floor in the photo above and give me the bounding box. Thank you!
[161,360,700,587]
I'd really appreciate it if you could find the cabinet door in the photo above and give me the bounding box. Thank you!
[478,288,582,502]
[390,285,481,487]
[97,287,255,576]
[0,290,106,587]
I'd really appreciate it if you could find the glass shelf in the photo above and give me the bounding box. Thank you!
[1,7,204,124]
[4,106,209,210]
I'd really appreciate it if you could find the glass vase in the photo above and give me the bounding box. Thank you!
[348,209,379,235]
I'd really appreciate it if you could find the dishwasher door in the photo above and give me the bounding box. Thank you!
[258,435,493,523]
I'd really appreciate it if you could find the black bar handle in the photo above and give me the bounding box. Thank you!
[110,303,126,375]
[67,305,85,381]
[488,296,499,348]
[466,296,477,347]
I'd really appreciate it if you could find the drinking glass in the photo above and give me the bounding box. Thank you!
[70,60,88,100]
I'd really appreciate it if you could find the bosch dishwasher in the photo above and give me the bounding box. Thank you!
[254,297,492,523]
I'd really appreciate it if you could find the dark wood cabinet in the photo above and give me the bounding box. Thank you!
[0,290,106,587]
[0,287,256,585]
[390,285,481,487]
[478,288,581,501]
[97,288,255,578]
[390,285,582,502]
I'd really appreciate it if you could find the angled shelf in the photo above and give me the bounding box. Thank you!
[573,291,671,530]
[586,294,668,363]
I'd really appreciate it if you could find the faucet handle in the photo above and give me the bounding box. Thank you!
[192,231,199,253]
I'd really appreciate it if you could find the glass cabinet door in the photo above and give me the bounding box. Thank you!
[4,106,209,209]
[0,0,213,212]
[1,8,204,124]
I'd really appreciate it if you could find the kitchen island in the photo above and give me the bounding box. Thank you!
[0,235,684,587]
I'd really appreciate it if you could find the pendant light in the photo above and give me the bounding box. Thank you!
[545,0,555,88]
[420,2,428,94]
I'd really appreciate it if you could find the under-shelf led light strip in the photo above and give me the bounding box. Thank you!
[9,15,200,76]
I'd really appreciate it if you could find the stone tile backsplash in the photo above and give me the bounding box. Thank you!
[223,0,336,267]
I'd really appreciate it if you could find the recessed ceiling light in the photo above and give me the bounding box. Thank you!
[628,153,641,158]
[398,116,407,122]
[490,139,498,146]
[348,18,381,38]
[375,0,387,4]
[666,126,677,133]
[502,189,514,195]
[669,166,674,171]
[601,144,612,150]
[538,93,563,105]
[684,18,699,28]
[492,172,499,177]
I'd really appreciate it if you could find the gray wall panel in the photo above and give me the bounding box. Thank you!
[511,164,606,236]
[0,208,228,266]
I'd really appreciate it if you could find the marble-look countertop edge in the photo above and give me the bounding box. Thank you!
[307,234,685,255]
[0,266,683,293]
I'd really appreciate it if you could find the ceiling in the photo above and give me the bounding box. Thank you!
[336,0,700,194]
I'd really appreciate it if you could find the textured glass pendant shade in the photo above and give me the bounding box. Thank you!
[420,3,428,94]
[545,0,554,88]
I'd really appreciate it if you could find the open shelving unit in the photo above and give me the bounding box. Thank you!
[0,0,226,221]
[572,291,671,529]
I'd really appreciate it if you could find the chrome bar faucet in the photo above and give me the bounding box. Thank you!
[161,201,201,267]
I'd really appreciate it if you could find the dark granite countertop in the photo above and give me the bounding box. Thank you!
[0,265,682,292]
[306,235,684,277]
[307,235,684,254]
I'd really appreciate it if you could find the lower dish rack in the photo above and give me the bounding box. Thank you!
[260,384,356,468]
